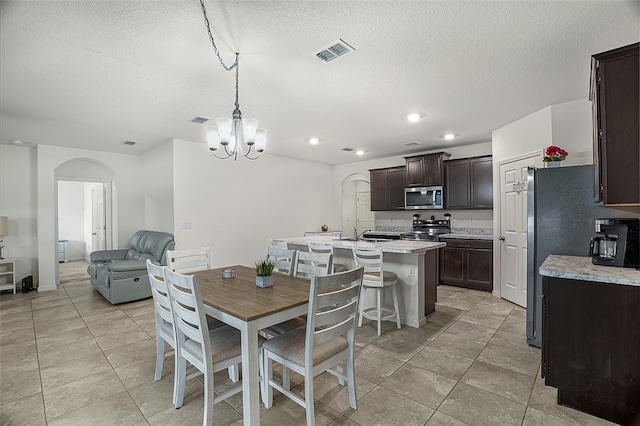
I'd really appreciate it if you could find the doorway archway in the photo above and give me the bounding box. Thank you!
[340,173,373,237]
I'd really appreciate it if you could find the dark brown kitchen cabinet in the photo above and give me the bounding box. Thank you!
[542,276,640,425]
[590,43,639,205]
[444,156,493,209]
[370,166,405,211]
[404,152,450,187]
[439,239,492,291]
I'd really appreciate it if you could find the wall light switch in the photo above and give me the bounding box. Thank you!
[469,219,474,224]
[181,221,192,230]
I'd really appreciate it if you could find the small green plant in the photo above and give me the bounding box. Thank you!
[255,260,275,277]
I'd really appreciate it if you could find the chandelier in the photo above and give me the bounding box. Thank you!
[200,0,266,160]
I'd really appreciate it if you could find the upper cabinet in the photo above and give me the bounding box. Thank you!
[370,166,406,211]
[590,43,639,205]
[444,156,493,210]
[404,152,451,187]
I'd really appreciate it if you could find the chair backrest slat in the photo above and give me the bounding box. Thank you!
[147,259,175,333]
[294,251,332,279]
[304,267,363,363]
[166,247,211,274]
[266,247,297,276]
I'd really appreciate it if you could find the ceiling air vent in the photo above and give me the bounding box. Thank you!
[191,116,210,124]
[315,39,355,63]
[341,147,354,152]
[404,141,421,147]
[122,140,137,146]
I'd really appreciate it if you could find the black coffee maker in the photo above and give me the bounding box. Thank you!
[590,218,640,268]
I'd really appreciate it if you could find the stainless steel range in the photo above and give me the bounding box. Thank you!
[401,219,450,241]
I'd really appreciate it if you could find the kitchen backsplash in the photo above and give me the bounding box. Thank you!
[375,210,493,233]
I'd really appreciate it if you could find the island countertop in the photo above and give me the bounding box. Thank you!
[539,255,640,287]
[280,235,445,254]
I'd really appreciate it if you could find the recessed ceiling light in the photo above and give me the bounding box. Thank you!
[122,140,137,146]
[309,137,319,145]
[356,150,364,156]
[12,139,23,145]
[407,113,421,123]
[443,133,457,140]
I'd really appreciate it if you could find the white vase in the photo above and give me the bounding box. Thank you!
[545,161,562,168]
[256,276,273,288]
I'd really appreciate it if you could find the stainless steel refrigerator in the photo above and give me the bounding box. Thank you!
[526,164,628,347]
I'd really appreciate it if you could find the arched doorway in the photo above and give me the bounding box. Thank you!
[340,173,374,237]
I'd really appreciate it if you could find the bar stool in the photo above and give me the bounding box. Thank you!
[352,247,401,336]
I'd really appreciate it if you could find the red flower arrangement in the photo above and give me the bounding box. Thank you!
[543,145,568,162]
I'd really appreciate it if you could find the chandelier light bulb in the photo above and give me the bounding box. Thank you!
[205,126,220,151]
[216,118,232,145]
[243,118,258,145]
[255,129,267,152]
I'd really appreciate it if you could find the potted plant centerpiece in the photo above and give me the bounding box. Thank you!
[255,260,275,288]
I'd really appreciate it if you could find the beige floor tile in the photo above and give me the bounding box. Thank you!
[444,320,497,344]
[0,314,33,334]
[312,370,377,415]
[146,397,241,426]
[498,316,527,335]
[47,391,145,426]
[0,350,38,373]
[114,355,173,389]
[439,382,526,426]
[366,333,425,362]
[35,316,87,338]
[354,323,384,347]
[31,296,73,311]
[457,308,507,330]
[474,299,515,316]
[429,332,487,359]
[37,337,102,369]
[85,316,144,338]
[0,392,46,426]
[426,411,471,425]
[436,297,479,311]
[36,327,94,353]
[488,329,530,350]
[0,326,35,347]
[95,328,152,351]
[32,305,80,323]
[347,385,434,426]
[522,407,578,426]
[426,306,466,327]
[81,309,128,326]
[40,352,112,390]
[42,370,125,420]
[528,382,618,426]
[260,394,339,426]
[476,343,541,377]
[407,345,474,381]
[353,347,403,384]
[0,365,42,405]
[460,360,535,405]
[381,363,457,409]
[128,372,204,418]
[103,338,157,369]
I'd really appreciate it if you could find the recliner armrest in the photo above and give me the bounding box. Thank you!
[90,249,128,263]
[108,260,149,272]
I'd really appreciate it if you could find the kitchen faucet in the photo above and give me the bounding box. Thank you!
[354,227,371,240]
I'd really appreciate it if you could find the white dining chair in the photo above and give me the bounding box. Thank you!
[262,267,364,426]
[264,251,334,338]
[165,267,264,426]
[166,247,211,273]
[265,246,297,275]
[308,242,347,273]
[352,247,401,336]
[146,259,179,403]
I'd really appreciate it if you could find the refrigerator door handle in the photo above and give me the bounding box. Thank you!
[499,236,505,241]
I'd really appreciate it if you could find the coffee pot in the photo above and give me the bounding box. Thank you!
[590,218,640,268]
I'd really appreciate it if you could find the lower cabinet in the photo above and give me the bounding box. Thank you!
[440,239,493,291]
[542,276,640,425]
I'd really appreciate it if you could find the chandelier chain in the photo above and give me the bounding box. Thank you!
[199,0,238,72]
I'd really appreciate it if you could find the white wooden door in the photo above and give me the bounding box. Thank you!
[499,157,535,307]
[357,190,374,234]
[91,184,106,251]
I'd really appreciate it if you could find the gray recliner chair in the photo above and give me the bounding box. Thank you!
[87,230,175,304]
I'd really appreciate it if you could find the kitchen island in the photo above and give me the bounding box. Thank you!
[539,255,640,425]
[278,235,445,328]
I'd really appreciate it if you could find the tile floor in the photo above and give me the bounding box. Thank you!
[0,279,629,426]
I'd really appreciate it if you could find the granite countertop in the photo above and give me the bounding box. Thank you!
[439,233,493,241]
[281,235,445,254]
[539,255,640,287]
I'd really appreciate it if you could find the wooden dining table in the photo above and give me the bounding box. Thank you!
[193,265,311,426]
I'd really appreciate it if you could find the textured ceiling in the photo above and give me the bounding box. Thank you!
[1,1,638,165]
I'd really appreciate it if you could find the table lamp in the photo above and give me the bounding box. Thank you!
[0,216,8,259]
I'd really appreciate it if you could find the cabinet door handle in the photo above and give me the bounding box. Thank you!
[499,236,505,241]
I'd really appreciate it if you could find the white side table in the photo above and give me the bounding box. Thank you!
[0,259,16,294]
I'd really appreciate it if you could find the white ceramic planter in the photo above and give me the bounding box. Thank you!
[256,275,273,288]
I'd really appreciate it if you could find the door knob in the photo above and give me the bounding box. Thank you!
[499,236,505,241]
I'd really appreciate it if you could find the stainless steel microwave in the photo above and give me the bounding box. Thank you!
[405,186,443,210]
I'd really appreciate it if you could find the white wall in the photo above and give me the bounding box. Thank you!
[172,139,336,268]
[57,181,86,261]
[37,144,146,290]
[0,144,38,284]
[140,139,174,233]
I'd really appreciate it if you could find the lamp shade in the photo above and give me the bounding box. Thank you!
[0,216,7,237]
